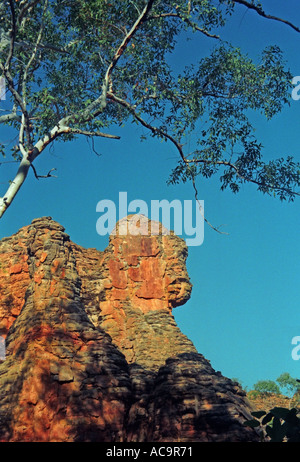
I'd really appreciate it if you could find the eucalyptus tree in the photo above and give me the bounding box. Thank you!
[0,0,299,222]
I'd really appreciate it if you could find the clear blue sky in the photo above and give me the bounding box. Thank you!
[0,0,299,390]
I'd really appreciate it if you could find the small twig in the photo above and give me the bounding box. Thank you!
[65,128,120,139]
[0,160,19,166]
[191,174,229,235]
[146,12,220,39]
[31,165,57,180]
[233,0,300,33]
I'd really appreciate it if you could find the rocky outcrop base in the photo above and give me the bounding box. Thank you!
[0,216,258,442]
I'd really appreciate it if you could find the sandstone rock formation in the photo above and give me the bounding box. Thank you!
[0,216,259,442]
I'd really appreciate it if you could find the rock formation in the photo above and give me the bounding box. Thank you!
[0,215,259,442]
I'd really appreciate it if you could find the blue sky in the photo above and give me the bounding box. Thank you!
[0,0,300,390]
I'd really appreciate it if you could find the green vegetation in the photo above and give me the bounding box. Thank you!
[253,380,280,396]
[277,373,300,400]
[244,373,300,441]
[251,373,300,404]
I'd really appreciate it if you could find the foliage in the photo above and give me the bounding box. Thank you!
[276,373,300,399]
[247,390,261,400]
[0,0,300,217]
[253,380,280,396]
[252,373,300,403]
[244,407,300,442]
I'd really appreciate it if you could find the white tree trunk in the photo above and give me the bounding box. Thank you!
[0,156,31,218]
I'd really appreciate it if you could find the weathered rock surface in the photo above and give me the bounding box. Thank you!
[0,216,259,442]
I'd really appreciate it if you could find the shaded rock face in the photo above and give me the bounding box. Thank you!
[0,216,258,442]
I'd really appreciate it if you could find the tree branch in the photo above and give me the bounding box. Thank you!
[107,90,228,234]
[186,157,300,198]
[4,0,17,70]
[104,0,155,83]
[17,0,41,29]
[0,155,31,217]
[0,160,19,166]
[63,0,155,126]
[233,0,300,33]
[0,109,21,123]
[19,0,48,151]
[0,121,120,218]
[0,65,32,144]
[191,171,229,235]
[21,0,48,105]
[147,12,220,39]
[107,90,186,161]
[64,128,120,139]
[31,165,57,180]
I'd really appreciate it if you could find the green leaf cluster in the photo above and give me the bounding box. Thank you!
[253,373,300,399]
[253,380,281,396]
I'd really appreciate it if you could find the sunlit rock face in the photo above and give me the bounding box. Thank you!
[80,214,195,371]
[0,216,259,442]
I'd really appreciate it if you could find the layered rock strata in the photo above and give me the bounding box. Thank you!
[0,216,258,442]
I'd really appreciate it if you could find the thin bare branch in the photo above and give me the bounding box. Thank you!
[107,91,186,161]
[19,40,71,55]
[233,0,300,33]
[65,128,120,139]
[191,174,229,235]
[29,124,119,163]
[0,160,19,166]
[31,165,57,179]
[147,12,220,39]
